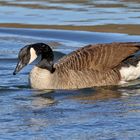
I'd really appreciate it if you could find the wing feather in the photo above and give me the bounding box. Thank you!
[55,42,140,71]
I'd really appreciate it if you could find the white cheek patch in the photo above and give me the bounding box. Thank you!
[28,48,37,64]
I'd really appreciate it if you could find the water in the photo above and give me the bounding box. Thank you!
[0,0,140,139]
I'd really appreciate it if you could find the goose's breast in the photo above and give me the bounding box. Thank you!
[29,66,52,89]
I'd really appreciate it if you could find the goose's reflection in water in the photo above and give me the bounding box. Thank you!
[30,81,140,109]
[70,88,122,103]
[31,90,56,109]
[31,88,121,108]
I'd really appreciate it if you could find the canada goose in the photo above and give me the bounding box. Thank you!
[13,42,140,89]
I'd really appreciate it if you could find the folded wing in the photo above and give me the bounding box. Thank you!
[55,42,140,71]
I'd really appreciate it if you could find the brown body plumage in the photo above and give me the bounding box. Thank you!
[28,42,140,89]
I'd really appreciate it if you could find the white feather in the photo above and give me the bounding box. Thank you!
[28,48,37,64]
[119,61,140,84]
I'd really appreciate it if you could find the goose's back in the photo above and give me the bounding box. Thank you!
[55,42,140,71]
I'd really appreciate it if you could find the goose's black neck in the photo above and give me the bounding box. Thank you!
[31,43,55,73]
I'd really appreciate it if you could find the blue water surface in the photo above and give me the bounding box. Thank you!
[0,0,140,140]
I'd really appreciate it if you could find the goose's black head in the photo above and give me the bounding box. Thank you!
[13,43,55,75]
